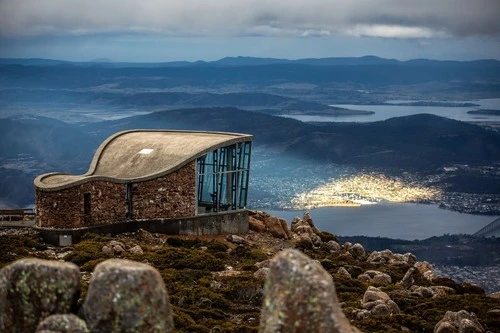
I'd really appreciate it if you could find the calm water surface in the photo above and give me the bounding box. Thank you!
[282,98,500,123]
[265,203,498,240]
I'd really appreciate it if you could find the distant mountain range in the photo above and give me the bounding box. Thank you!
[1,55,499,68]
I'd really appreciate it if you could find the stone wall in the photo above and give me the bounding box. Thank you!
[36,181,126,229]
[131,161,196,220]
[36,162,196,229]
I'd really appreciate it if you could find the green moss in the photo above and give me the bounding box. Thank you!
[231,246,267,261]
[320,258,334,270]
[0,235,48,268]
[80,258,107,272]
[318,231,339,243]
[220,274,264,306]
[64,240,111,268]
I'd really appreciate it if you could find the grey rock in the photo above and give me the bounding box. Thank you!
[226,234,248,245]
[82,259,173,333]
[362,286,400,316]
[326,240,341,252]
[112,245,125,255]
[413,286,434,298]
[137,228,158,244]
[371,304,390,316]
[101,245,113,255]
[255,259,271,269]
[360,270,392,285]
[431,286,456,298]
[35,314,89,333]
[398,267,416,289]
[254,267,270,280]
[336,267,352,279]
[295,234,314,249]
[0,258,80,333]
[355,309,370,321]
[129,245,144,255]
[259,249,360,333]
[434,310,485,333]
[415,261,436,281]
[363,286,390,303]
[349,243,365,258]
[367,250,416,265]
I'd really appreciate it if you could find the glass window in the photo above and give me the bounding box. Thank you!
[197,141,251,214]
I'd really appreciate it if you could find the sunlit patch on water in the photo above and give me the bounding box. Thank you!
[292,173,442,209]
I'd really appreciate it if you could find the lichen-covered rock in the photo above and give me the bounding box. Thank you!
[248,211,292,239]
[82,259,173,333]
[0,258,80,333]
[35,314,89,333]
[136,228,158,244]
[349,243,365,259]
[336,267,352,279]
[226,234,248,245]
[415,261,436,281]
[259,249,360,333]
[291,213,323,245]
[326,240,341,252]
[363,286,391,304]
[431,286,456,298]
[433,310,485,333]
[361,286,400,316]
[302,212,322,234]
[358,270,391,285]
[128,245,144,255]
[295,234,314,249]
[255,259,271,269]
[249,216,266,233]
[411,286,434,298]
[254,267,270,280]
[367,250,416,266]
[267,216,290,240]
[102,245,113,255]
[398,267,416,289]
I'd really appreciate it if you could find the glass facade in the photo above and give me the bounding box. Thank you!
[196,141,251,214]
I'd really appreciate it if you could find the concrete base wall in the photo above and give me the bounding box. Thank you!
[35,210,249,246]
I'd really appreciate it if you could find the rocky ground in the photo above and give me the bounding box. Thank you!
[1,211,500,332]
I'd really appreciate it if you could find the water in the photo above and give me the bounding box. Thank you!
[265,203,498,240]
[282,98,500,123]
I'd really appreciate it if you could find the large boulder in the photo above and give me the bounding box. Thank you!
[367,250,416,266]
[0,258,80,333]
[415,261,436,281]
[358,270,392,285]
[398,267,417,289]
[249,216,266,233]
[35,314,89,333]
[248,211,292,239]
[362,286,400,317]
[434,310,485,333]
[349,243,366,259]
[326,240,342,253]
[260,249,360,333]
[82,259,173,333]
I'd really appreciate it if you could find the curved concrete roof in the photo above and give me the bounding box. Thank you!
[35,130,252,191]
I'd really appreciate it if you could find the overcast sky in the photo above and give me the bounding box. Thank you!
[0,0,499,61]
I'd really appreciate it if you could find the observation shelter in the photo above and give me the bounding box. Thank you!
[34,130,252,245]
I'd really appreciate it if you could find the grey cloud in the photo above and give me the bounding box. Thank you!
[0,0,499,39]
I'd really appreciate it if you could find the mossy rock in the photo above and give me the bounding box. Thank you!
[1,258,80,333]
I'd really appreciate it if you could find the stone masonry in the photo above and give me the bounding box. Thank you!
[36,161,196,228]
[132,161,196,220]
[36,181,126,228]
